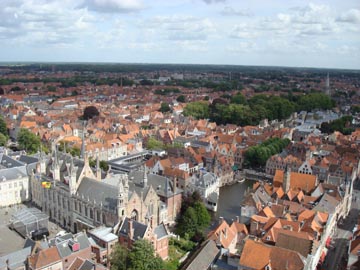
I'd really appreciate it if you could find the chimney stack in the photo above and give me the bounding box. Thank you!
[219,216,224,225]
[128,219,134,240]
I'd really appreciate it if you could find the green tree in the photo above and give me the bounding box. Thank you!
[128,239,164,270]
[146,137,165,150]
[0,116,7,135]
[193,202,211,230]
[230,93,246,105]
[0,133,7,146]
[183,101,209,119]
[110,243,129,270]
[83,106,100,120]
[17,128,41,154]
[100,160,109,171]
[176,95,186,103]
[159,102,171,113]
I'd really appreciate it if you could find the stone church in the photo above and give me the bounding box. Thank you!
[31,149,181,233]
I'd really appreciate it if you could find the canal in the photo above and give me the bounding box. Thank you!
[211,180,252,227]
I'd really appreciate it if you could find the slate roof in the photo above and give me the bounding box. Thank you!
[118,217,148,240]
[0,247,31,270]
[154,223,169,239]
[18,155,39,164]
[0,154,24,169]
[183,239,219,270]
[54,232,91,258]
[77,177,118,211]
[128,171,182,198]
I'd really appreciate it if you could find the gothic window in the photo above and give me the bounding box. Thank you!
[90,209,93,219]
[96,211,100,222]
[131,210,138,221]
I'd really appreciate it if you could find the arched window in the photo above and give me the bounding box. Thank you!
[131,209,138,221]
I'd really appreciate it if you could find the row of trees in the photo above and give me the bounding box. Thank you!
[244,138,291,168]
[183,92,334,126]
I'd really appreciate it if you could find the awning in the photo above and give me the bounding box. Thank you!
[320,247,328,263]
[326,236,331,247]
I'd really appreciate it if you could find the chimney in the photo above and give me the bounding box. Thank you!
[219,216,224,225]
[128,219,134,240]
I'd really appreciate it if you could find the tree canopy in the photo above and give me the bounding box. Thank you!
[128,239,164,270]
[17,128,41,154]
[110,243,129,270]
[0,116,7,136]
[0,133,7,146]
[176,192,211,240]
[244,137,290,168]
[110,240,163,270]
[183,101,209,119]
[159,102,171,113]
[176,95,186,103]
[183,92,335,126]
[82,106,100,120]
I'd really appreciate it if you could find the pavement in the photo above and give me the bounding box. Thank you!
[0,203,64,256]
[322,187,360,270]
[0,205,26,256]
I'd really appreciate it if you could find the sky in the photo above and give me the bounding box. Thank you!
[0,0,359,69]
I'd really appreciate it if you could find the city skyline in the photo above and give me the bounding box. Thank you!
[0,0,359,69]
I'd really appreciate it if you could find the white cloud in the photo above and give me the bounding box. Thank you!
[80,0,144,13]
[337,9,360,23]
[202,0,225,4]
[139,15,216,41]
[220,6,252,16]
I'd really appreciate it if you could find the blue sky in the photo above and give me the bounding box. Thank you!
[0,0,359,69]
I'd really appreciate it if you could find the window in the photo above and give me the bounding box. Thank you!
[14,182,17,188]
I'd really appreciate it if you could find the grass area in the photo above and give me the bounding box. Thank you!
[163,238,196,270]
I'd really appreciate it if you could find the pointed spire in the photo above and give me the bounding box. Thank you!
[80,121,86,159]
[143,165,148,187]
[96,153,101,181]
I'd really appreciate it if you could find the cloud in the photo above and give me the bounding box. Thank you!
[202,0,225,4]
[80,0,144,13]
[139,15,216,41]
[220,6,252,17]
[0,0,96,46]
[337,9,360,24]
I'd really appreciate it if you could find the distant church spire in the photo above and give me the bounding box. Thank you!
[325,73,330,96]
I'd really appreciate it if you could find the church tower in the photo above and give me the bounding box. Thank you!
[117,175,126,221]
[283,166,291,193]
[325,73,330,96]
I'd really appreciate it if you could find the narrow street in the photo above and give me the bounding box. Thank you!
[322,187,360,270]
